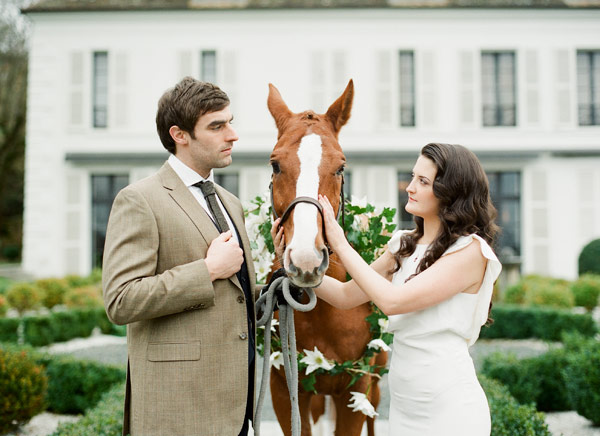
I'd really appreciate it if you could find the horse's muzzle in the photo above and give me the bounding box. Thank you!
[286,247,329,288]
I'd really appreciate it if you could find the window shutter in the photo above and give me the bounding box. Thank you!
[528,169,549,275]
[69,51,84,128]
[178,50,193,79]
[554,49,572,125]
[331,50,347,101]
[310,51,327,112]
[375,50,393,127]
[419,50,436,128]
[220,50,237,116]
[524,50,540,126]
[64,170,86,275]
[113,52,129,128]
[459,50,476,127]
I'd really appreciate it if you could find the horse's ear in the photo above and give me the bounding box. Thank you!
[325,79,354,135]
[267,83,293,136]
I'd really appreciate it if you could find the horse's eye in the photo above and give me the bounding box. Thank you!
[336,166,345,176]
[271,162,281,174]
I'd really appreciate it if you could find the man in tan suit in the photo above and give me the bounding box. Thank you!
[103,77,257,436]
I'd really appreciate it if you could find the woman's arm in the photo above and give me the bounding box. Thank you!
[318,195,487,315]
[314,250,395,309]
[270,216,397,310]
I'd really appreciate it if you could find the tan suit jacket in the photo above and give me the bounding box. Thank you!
[102,162,257,436]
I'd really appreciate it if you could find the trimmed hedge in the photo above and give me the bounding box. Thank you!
[39,354,126,414]
[480,375,551,436]
[1,343,126,415]
[51,382,126,436]
[482,334,600,425]
[481,304,597,341]
[481,348,571,412]
[579,238,600,276]
[562,336,600,425]
[0,307,125,347]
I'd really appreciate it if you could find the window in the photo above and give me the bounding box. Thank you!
[399,51,415,126]
[487,172,521,260]
[201,50,217,84]
[481,51,516,126]
[214,173,239,197]
[397,172,415,231]
[92,175,129,268]
[577,50,600,126]
[93,51,108,128]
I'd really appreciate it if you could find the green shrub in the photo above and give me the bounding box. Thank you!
[0,346,48,434]
[0,294,8,317]
[523,276,574,308]
[503,283,526,305]
[579,238,600,276]
[6,282,42,314]
[36,353,126,414]
[571,274,600,311]
[65,285,103,308]
[0,276,13,294]
[36,278,69,309]
[479,375,551,436]
[562,336,600,425]
[0,308,121,346]
[481,349,571,412]
[480,304,597,341]
[51,382,125,436]
[87,268,103,285]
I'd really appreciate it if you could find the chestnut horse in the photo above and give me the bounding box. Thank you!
[267,80,386,436]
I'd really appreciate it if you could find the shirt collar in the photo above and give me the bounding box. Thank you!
[168,154,214,187]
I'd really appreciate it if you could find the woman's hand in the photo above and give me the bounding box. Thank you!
[318,194,349,253]
[270,218,285,265]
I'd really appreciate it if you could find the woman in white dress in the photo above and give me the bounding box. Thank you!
[273,142,502,436]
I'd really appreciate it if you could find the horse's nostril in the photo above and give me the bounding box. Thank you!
[317,248,329,275]
[288,262,299,276]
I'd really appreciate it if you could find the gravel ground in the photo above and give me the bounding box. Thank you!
[11,333,600,436]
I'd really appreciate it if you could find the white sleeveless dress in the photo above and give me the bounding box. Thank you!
[386,230,502,436]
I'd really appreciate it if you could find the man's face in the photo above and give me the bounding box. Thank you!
[177,106,238,178]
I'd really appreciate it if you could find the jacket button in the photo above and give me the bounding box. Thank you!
[237,296,244,304]
[239,333,248,340]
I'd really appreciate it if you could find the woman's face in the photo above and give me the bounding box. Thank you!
[405,155,439,219]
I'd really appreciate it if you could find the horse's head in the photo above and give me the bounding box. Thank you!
[267,80,353,288]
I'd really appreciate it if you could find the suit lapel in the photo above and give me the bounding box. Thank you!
[159,163,219,244]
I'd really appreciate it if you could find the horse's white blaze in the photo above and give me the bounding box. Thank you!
[286,133,323,272]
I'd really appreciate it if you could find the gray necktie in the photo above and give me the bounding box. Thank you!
[195,181,230,233]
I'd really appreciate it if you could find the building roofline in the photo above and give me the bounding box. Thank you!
[22,0,600,14]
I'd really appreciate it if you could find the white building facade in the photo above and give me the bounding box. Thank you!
[21,1,600,284]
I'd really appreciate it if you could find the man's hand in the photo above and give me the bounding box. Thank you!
[204,231,244,281]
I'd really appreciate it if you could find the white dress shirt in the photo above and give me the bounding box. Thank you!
[167,154,239,244]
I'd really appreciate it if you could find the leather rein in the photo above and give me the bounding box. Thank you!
[269,175,345,250]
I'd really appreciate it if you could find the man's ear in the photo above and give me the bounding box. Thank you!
[169,125,188,146]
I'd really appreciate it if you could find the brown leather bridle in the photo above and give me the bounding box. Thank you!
[270,175,346,248]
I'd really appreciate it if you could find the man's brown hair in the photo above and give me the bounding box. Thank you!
[156,77,230,153]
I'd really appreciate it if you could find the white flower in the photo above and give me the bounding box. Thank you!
[347,392,379,417]
[269,318,279,332]
[377,318,389,332]
[367,338,391,352]
[300,346,334,375]
[270,351,283,370]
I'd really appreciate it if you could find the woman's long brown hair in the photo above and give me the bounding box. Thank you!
[392,143,500,322]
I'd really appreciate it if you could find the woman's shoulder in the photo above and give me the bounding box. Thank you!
[387,229,413,254]
[442,234,501,268]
